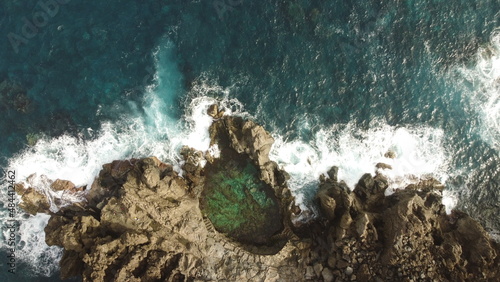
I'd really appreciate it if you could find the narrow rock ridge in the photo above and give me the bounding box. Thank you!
[17,108,500,281]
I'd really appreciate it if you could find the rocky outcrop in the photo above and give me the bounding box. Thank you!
[208,116,294,215]
[15,176,85,214]
[15,184,50,215]
[17,107,500,281]
[39,158,500,281]
[44,157,308,281]
[313,168,500,281]
[209,116,275,167]
[206,103,224,119]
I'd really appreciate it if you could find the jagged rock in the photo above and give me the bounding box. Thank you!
[50,179,86,193]
[50,179,75,191]
[384,150,396,159]
[316,178,353,223]
[321,267,334,282]
[355,173,375,197]
[43,157,307,281]
[86,159,139,208]
[206,104,225,119]
[180,146,205,189]
[17,116,500,281]
[375,162,392,170]
[15,184,50,215]
[315,162,499,281]
[317,189,337,220]
[355,213,370,238]
[353,173,387,211]
[327,166,338,182]
[209,116,274,167]
[207,104,219,118]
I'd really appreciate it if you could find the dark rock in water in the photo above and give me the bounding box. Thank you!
[207,103,225,119]
[15,184,51,215]
[16,117,500,281]
[15,175,87,215]
[0,79,33,113]
[356,173,375,193]
[384,150,396,159]
[375,162,392,170]
[327,166,338,182]
[207,103,218,118]
[353,173,387,211]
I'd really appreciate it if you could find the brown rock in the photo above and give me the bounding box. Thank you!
[207,104,219,118]
[321,267,334,282]
[384,150,396,159]
[209,116,274,167]
[337,259,349,269]
[375,162,392,170]
[327,256,337,268]
[18,186,50,215]
[51,179,76,191]
[32,117,500,282]
[317,191,336,220]
[327,166,339,182]
[357,264,370,281]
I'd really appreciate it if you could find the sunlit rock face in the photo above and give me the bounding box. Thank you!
[201,147,283,246]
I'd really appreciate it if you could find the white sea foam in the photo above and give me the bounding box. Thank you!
[457,28,500,151]
[269,119,452,219]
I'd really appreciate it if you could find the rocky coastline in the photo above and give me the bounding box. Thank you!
[16,106,500,281]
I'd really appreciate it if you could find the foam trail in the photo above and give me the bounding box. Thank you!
[269,119,451,220]
[457,28,500,151]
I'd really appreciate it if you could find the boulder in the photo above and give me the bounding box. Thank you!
[50,179,85,193]
[16,185,50,215]
[375,163,392,170]
[384,151,396,159]
[327,166,339,182]
[207,104,219,118]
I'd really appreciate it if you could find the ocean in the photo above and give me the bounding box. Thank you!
[0,0,499,280]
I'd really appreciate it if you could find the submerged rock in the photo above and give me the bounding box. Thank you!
[0,79,32,113]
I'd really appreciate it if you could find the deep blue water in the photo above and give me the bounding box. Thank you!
[1,0,499,280]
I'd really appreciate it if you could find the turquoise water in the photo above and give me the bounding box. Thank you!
[0,0,499,280]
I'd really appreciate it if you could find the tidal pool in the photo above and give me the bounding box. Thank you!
[200,148,283,246]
